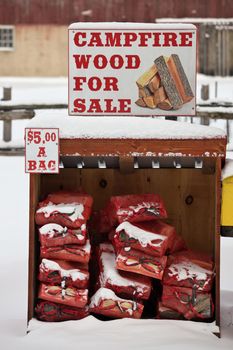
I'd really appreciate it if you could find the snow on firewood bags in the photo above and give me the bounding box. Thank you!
[160,250,215,320]
[113,220,176,280]
[38,259,89,289]
[89,287,144,319]
[36,192,93,264]
[35,191,93,321]
[88,243,151,319]
[97,243,152,301]
[35,191,93,228]
[107,194,167,225]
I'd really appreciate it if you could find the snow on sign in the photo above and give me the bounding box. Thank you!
[68,22,197,116]
[25,128,59,174]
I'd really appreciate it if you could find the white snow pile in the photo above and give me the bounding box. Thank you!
[37,202,84,221]
[99,250,145,291]
[116,222,166,247]
[41,259,87,281]
[27,113,226,140]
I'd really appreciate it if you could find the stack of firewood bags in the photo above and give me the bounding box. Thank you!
[89,193,215,321]
[34,191,93,322]
[34,191,215,322]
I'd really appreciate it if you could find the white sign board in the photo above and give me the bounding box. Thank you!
[68,22,196,116]
[25,128,59,174]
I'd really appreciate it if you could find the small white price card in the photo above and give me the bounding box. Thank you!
[25,128,59,174]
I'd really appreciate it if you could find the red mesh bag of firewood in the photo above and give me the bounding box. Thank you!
[97,243,152,300]
[161,285,214,320]
[169,235,187,254]
[113,221,177,257]
[39,223,87,247]
[88,209,114,244]
[40,240,91,264]
[38,259,89,289]
[163,250,214,292]
[38,283,88,308]
[157,302,184,320]
[107,194,167,225]
[89,209,113,234]
[35,192,93,229]
[35,300,89,322]
[89,287,144,319]
[132,221,186,255]
[116,247,167,280]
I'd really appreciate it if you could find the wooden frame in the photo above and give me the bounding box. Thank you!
[28,136,226,335]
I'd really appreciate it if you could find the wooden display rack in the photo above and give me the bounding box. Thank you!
[28,131,227,334]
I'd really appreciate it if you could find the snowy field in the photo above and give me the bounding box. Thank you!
[0,75,233,349]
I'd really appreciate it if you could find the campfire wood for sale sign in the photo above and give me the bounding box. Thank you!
[68,23,196,116]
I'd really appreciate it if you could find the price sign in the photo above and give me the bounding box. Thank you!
[25,128,59,174]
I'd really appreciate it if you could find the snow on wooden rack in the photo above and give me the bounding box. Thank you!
[27,115,226,140]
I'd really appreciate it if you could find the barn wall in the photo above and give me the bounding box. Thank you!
[0,0,233,24]
[0,25,67,76]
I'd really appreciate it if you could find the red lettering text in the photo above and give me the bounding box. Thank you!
[37,147,47,158]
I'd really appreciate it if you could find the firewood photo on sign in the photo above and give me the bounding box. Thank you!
[135,54,194,111]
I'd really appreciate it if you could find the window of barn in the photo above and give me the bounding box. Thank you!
[0,26,14,51]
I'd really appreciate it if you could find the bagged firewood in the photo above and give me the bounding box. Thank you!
[116,247,167,280]
[97,243,152,300]
[35,300,89,322]
[135,220,177,254]
[161,285,214,320]
[163,250,214,292]
[113,221,169,257]
[40,240,91,264]
[38,259,89,289]
[38,283,88,308]
[107,193,167,226]
[157,302,184,320]
[169,234,187,254]
[88,209,114,244]
[39,223,87,247]
[35,192,93,229]
[89,287,144,319]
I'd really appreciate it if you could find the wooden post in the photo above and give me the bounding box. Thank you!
[1,87,12,101]
[215,81,218,99]
[165,116,177,121]
[3,119,12,142]
[201,116,210,126]
[201,84,209,101]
